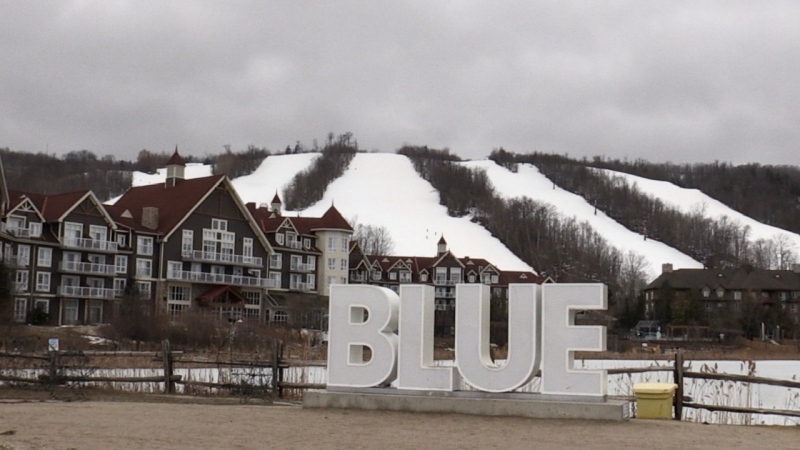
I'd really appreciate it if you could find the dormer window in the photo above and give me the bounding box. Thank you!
[304,238,310,249]
[420,273,428,282]
[702,288,710,298]
[371,269,382,280]
[276,234,285,245]
[716,288,724,298]
[389,272,397,281]
[29,222,42,238]
[469,274,476,283]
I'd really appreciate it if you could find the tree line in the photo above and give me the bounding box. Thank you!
[490,150,797,271]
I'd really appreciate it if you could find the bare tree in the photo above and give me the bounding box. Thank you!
[351,217,395,255]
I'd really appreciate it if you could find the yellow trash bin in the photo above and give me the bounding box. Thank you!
[633,382,677,419]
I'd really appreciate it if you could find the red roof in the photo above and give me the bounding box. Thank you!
[10,189,92,222]
[111,175,224,235]
[313,205,353,232]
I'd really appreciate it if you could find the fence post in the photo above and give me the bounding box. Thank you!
[674,349,684,420]
[278,341,284,399]
[162,339,173,394]
[48,349,59,390]
[271,339,279,396]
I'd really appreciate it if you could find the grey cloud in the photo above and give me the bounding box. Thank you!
[1,1,799,165]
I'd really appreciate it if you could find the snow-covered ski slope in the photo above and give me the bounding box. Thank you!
[462,161,703,278]
[598,168,800,253]
[105,163,214,204]
[232,153,319,205]
[290,153,534,272]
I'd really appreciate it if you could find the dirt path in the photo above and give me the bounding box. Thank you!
[1,401,798,450]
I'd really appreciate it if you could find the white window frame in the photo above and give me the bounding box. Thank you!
[115,255,128,274]
[137,236,154,255]
[29,222,42,238]
[37,247,52,267]
[182,229,193,254]
[136,258,152,278]
[17,245,30,267]
[15,270,29,292]
[89,224,107,241]
[211,218,227,231]
[36,272,51,292]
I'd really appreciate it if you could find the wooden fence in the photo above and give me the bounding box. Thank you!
[610,349,800,420]
[2,343,800,421]
[0,339,322,399]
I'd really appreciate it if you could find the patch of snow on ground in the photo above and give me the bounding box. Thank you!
[232,153,320,205]
[299,153,533,272]
[599,168,800,253]
[462,161,702,278]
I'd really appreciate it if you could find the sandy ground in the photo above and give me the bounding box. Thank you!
[0,400,798,450]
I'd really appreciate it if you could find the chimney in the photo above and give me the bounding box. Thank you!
[662,263,673,274]
[792,263,800,274]
[142,207,159,230]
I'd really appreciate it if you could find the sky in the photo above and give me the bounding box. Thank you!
[2,1,800,165]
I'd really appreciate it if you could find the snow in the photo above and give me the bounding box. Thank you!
[599,168,800,253]
[232,153,319,205]
[294,153,534,272]
[462,161,703,278]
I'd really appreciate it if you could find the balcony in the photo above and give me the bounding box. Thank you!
[290,281,314,291]
[58,286,117,299]
[59,261,116,276]
[167,269,276,288]
[7,226,40,238]
[181,250,262,267]
[63,237,119,253]
[350,273,367,282]
[287,241,303,250]
[3,255,27,267]
[290,262,315,272]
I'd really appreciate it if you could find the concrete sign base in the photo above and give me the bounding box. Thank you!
[304,389,630,421]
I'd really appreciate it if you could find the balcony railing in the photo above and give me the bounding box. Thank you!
[351,273,366,282]
[3,256,27,267]
[58,286,117,299]
[167,270,275,288]
[290,281,314,291]
[181,250,262,267]
[290,262,315,272]
[63,237,119,252]
[7,227,40,238]
[287,241,303,250]
[59,261,116,276]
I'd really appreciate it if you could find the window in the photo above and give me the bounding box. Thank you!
[168,286,191,302]
[400,271,411,282]
[136,282,151,297]
[13,298,27,322]
[389,272,397,281]
[168,304,189,317]
[328,258,336,270]
[291,254,303,270]
[304,238,310,249]
[136,259,152,278]
[113,278,126,296]
[306,274,315,290]
[29,222,42,237]
[734,291,742,300]
[491,275,499,284]
[168,261,182,277]
[182,230,193,255]
[137,236,154,255]
[420,273,428,282]
[243,238,253,260]
[269,272,282,288]
[116,233,127,247]
[702,288,710,298]
[17,245,30,266]
[371,269,381,280]
[15,270,29,291]
[64,299,79,325]
[243,291,261,307]
[37,247,52,267]
[450,268,462,283]
[469,274,476,283]
[36,272,50,291]
[211,219,227,231]
[307,256,316,270]
[716,288,724,298]
[340,259,347,270]
[34,299,49,314]
[88,300,103,323]
[89,225,107,241]
[779,292,788,301]
[328,236,337,252]
[269,253,283,269]
[276,233,285,245]
[341,236,349,251]
[64,222,83,239]
[115,255,128,274]
[272,310,288,324]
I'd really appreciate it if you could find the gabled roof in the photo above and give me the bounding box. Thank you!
[645,266,800,291]
[11,189,116,229]
[111,175,224,236]
[5,193,45,223]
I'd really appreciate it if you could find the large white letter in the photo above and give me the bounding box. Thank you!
[455,284,541,393]
[397,285,460,391]
[541,284,607,397]
[327,285,399,388]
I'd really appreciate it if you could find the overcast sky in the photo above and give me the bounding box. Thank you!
[1,1,799,165]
